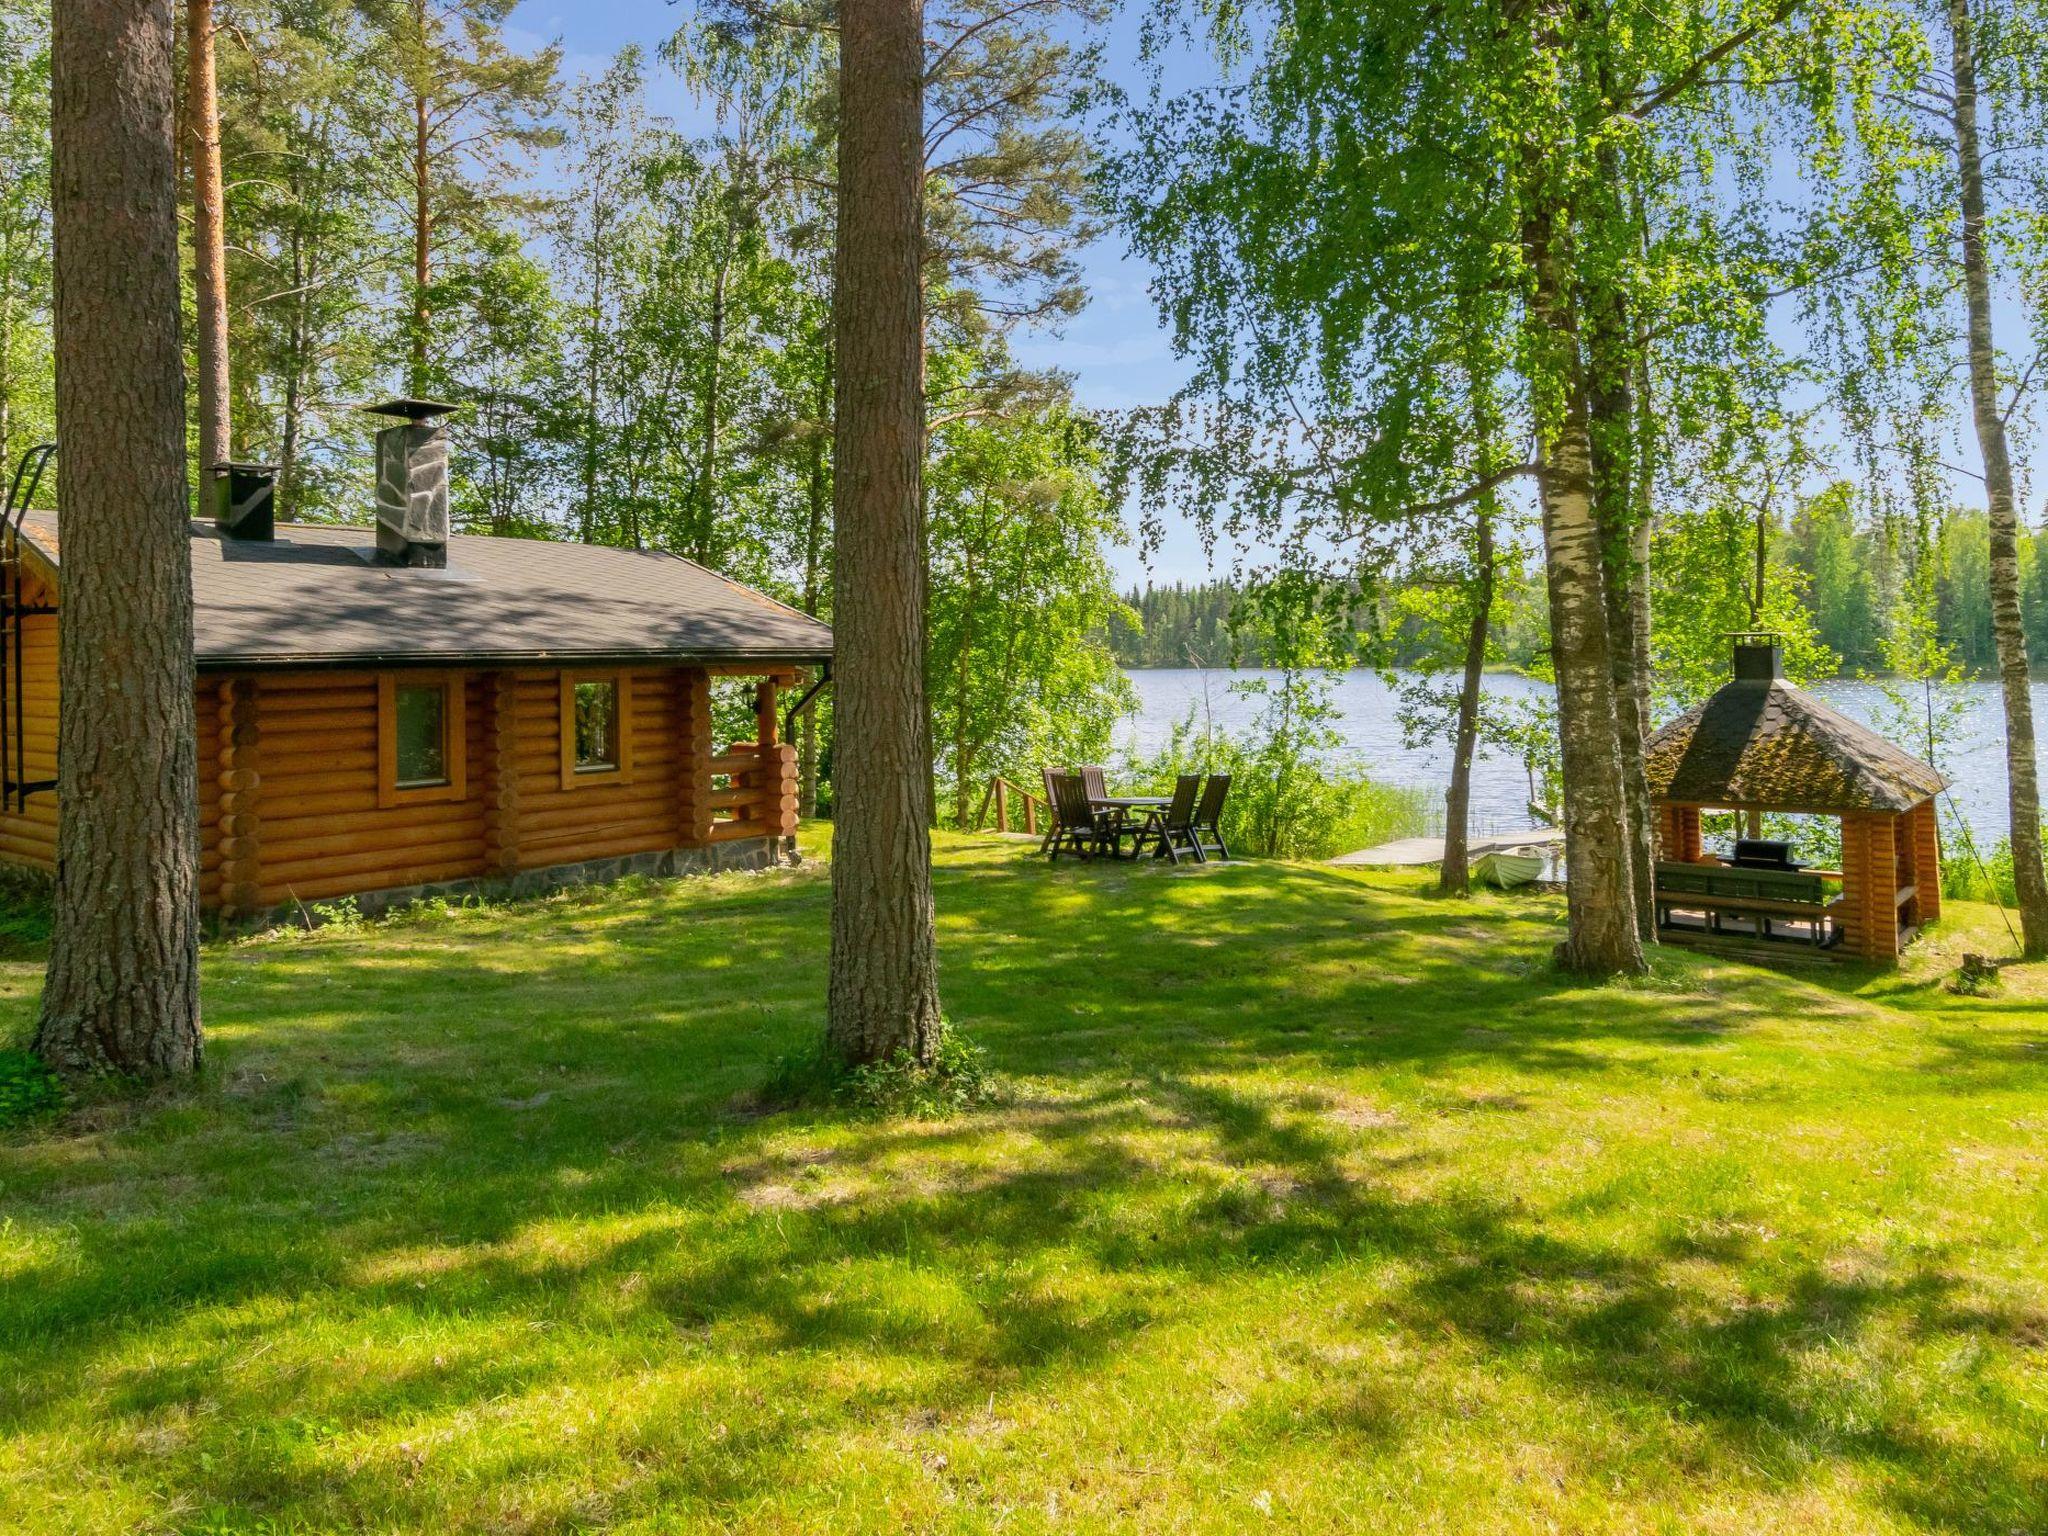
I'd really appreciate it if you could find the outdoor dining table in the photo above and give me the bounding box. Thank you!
[1090,795,1171,859]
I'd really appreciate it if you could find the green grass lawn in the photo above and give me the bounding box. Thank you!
[3,829,2046,1534]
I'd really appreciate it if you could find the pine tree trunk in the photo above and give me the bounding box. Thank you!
[409,0,431,396]
[1951,0,2048,956]
[36,0,202,1075]
[186,0,229,512]
[798,388,828,819]
[1524,188,1646,977]
[828,0,941,1066]
[1439,500,1494,897]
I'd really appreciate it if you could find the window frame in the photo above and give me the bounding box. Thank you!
[377,672,468,808]
[559,670,635,790]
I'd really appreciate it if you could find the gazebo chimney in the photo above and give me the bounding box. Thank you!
[1730,631,1784,682]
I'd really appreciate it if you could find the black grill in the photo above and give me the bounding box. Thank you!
[1730,838,1802,871]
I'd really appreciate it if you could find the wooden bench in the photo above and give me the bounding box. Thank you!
[1654,860,1837,947]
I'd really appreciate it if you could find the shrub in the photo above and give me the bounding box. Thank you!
[761,1021,1003,1120]
[1943,831,2019,905]
[0,870,52,957]
[1120,707,1430,861]
[0,1048,63,1130]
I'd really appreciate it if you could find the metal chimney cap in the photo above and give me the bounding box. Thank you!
[1728,630,1785,682]
[359,398,460,422]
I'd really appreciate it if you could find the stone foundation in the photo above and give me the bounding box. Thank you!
[254,837,785,927]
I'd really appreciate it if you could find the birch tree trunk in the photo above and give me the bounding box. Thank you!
[36,0,202,1075]
[1440,500,1495,897]
[186,0,229,511]
[1586,300,1656,941]
[1951,0,2048,957]
[1524,186,1646,977]
[828,0,942,1065]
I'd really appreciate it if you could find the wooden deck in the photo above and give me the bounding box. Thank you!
[1329,827,1565,868]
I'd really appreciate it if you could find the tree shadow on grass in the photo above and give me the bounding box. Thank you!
[3,846,2043,1528]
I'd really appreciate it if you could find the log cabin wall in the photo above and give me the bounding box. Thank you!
[0,565,58,871]
[508,666,685,874]
[249,671,491,910]
[0,641,802,917]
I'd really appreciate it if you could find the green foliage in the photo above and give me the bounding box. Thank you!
[1944,831,2021,906]
[0,869,49,958]
[927,375,1135,826]
[762,1019,1003,1120]
[0,1046,61,1129]
[0,0,52,473]
[1650,502,1838,710]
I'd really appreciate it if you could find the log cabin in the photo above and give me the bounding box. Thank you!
[0,401,832,922]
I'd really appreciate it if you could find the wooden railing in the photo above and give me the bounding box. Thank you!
[708,740,797,843]
[972,773,1046,836]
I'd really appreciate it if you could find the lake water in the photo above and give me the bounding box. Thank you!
[1119,668,2048,844]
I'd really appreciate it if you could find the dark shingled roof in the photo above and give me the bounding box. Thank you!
[1646,676,1946,814]
[11,511,832,671]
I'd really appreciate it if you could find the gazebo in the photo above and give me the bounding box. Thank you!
[1644,635,1948,964]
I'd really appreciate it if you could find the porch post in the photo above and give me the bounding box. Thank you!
[676,667,712,848]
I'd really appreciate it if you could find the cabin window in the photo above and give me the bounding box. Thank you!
[395,684,449,786]
[573,680,619,772]
[559,672,634,789]
[377,673,467,807]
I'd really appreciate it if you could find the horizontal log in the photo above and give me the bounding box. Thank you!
[253,688,377,716]
[259,861,480,906]
[706,785,768,811]
[708,819,772,843]
[224,772,378,805]
[261,801,486,841]
[263,735,377,764]
[263,721,378,750]
[522,806,677,838]
[259,839,484,887]
[522,829,675,864]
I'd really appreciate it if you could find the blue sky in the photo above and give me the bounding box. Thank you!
[506,0,1207,587]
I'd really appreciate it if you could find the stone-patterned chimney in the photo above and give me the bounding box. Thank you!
[362,398,457,568]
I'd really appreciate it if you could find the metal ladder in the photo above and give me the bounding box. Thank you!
[2,445,58,813]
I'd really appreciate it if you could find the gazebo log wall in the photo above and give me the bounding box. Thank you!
[1838,812,1899,962]
[1657,804,1706,864]
[1901,799,1941,927]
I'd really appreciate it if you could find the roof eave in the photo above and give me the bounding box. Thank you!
[193,646,832,673]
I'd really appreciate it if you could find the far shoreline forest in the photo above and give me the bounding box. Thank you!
[1112,495,2048,678]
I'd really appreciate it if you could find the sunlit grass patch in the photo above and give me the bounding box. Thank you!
[1,830,2044,1531]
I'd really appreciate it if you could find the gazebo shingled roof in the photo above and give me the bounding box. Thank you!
[1645,649,1947,814]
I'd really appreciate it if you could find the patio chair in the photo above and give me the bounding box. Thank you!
[1047,772,1107,861]
[1075,764,1147,857]
[1192,773,1231,861]
[1136,774,1204,863]
[1038,767,1063,855]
